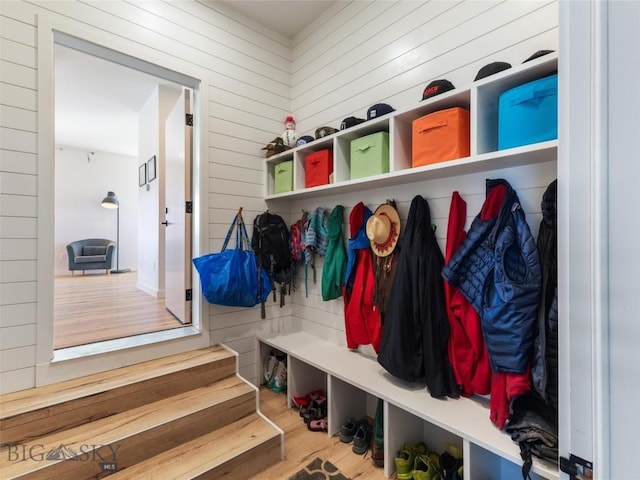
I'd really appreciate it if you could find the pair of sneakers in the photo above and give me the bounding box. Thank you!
[263,351,286,393]
[395,442,437,480]
[340,416,373,455]
[395,443,463,480]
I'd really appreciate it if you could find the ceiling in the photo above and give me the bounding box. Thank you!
[217,1,337,39]
[55,2,338,157]
[55,44,179,156]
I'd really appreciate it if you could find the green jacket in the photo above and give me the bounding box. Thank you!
[322,205,346,301]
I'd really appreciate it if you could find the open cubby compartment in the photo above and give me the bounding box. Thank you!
[474,52,558,155]
[287,355,327,410]
[327,375,378,439]
[265,150,295,196]
[257,341,287,387]
[466,442,555,480]
[392,88,471,172]
[386,402,463,479]
[257,340,274,386]
[334,116,391,183]
[295,136,334,191]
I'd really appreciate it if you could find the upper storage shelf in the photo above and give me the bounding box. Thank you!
[265,52,558,200]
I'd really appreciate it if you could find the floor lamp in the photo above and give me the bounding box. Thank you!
[101,191,131,274]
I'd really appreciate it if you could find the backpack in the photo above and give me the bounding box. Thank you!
[290,211,310,296]
[252,211,293,317]
[290,212,309,264]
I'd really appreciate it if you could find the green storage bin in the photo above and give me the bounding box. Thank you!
[274,160,293,194]
[350,132,389,179]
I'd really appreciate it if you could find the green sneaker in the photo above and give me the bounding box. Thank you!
[415,442,429,455]
[412,453,439,480]
[395,444,416,479]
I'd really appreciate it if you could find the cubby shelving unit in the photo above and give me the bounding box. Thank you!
[259,52,559,480]
[264,52,557,200]
[258,332,558,480]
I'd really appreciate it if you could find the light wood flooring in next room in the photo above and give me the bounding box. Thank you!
[252,386,388,480]
[54,272,183,349]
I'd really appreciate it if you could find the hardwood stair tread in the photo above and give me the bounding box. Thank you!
[108,413,282,479]
[0,345,234,419]
[0,376,255,479]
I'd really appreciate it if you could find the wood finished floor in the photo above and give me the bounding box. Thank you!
[53,272,184,349]
[253,386,388,480]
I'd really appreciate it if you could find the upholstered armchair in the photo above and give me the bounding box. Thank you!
[66,238,116,275]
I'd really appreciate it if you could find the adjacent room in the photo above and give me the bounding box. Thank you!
[52,44,189,349]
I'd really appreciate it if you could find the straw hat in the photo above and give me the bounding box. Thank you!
[366,203,401,257]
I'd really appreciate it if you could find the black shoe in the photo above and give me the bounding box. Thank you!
[340,418,358,443]
[352,423,372,455]
[440,451,464,480]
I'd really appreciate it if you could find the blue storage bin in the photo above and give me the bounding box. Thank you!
[498,74,557,150]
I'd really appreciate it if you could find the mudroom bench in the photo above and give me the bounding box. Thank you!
[257,331,557,480]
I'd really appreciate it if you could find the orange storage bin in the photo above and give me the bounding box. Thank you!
[305,149,333,188]
[412,107,470,167]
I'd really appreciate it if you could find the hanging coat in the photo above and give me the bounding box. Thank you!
[531,179,558,409]
[305,207,329,285]
[343,202,382,352]
[442,179,542,373]
[443,192,491,396]
[377,195,459,399]
[322,205,346,301]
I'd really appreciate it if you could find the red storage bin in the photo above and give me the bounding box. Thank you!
[412,107,470,167]
[305,149,333,188]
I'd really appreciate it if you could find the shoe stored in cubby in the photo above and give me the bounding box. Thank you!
[259,326,560,479]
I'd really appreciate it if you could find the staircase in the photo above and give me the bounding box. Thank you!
[0,345,283,479]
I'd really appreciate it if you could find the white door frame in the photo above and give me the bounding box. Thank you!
[35,14,210,385]
[557,1,640,478]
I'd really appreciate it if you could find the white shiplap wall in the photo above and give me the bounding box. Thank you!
[0,0,292,393]
[278,1,558,354]
[0,0,558,394]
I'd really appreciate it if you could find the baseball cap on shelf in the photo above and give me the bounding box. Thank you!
[315,126,339,139]
[523,50,555,63]
[340,116,366,130]
[474,61,512,81]
[421,80,455,100]
[367,103,395,121]
[296,135,315,147]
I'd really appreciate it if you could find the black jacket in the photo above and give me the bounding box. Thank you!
[532,179,558,409]
[377,195,459,399]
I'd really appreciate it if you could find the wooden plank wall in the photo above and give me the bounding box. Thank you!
[0,0,293,393]
[279,1,559,355]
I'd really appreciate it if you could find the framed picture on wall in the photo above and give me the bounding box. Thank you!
[147,155,157,182]
[138,163,147,187]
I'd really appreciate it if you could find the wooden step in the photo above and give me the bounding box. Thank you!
[0,345,236,445]
[108,413,282,480]
[0,375,255,480]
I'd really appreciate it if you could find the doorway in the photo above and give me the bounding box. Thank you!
[52,37,195,350]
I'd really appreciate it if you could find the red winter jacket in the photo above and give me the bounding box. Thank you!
[444,192,491,396]
[343,202,382,352]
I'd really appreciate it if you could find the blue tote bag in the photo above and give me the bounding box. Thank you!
[193,209,271,307]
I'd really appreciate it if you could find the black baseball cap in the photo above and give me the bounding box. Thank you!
[421,80,455,100]
[340,116,366,130]
[367,103,395,120]
[523,50,555,63]
[475,61,512,81]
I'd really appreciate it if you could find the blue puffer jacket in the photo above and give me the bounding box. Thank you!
[442,179,541,373]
